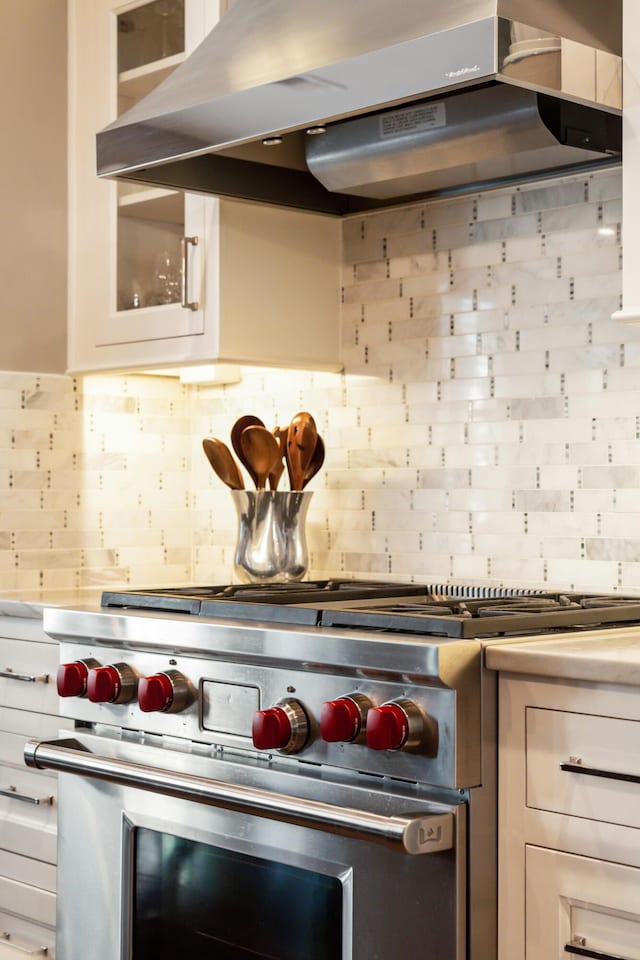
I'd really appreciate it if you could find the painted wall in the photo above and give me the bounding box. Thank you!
[0,0,67,373]
[3,167,639,594]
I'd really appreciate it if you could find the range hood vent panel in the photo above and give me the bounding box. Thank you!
[98,0,621,216]
[305,85,620,200]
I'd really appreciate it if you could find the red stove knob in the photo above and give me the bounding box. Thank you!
[253,707,291,750]
[138,670,190,714]
[252,699,309,755]
[366,699,438,755]
[86,663,137,704]
[320,693,371,743]
[366,702,409,751]
[57,658,99,698]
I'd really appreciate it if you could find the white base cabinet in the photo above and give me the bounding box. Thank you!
[0,617,72,959]
[498,674,640,960]
[526,846,640,960]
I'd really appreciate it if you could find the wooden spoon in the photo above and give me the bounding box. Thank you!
[268,426,288,491]
[302,433,325,488]
[240,425,282,490]
[202,438,244,490]
[286,412,317,491]
[231,414,265,488]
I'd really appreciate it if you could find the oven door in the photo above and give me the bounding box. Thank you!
[26,732,466,960]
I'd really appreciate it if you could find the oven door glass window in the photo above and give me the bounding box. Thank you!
[132,827,344,959]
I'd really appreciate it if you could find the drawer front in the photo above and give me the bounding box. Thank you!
[0,818,56,865]
[0,764,58,835]
[526,845,640,960]
[0,876,55,929]
[0,709,73,770]
[0,851,55,894]
[0,914,55,959]
[0,640,58,715]
[527,707,640,828]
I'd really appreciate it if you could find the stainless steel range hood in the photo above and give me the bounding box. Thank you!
[97,0,622,216]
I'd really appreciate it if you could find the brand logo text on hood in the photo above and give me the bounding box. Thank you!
[444,65,481,78]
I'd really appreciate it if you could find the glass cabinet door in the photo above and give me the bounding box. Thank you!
[115,0,186,315]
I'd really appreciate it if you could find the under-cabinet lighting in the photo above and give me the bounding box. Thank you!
[139,365,242,385]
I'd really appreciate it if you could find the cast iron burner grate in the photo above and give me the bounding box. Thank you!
[101,579,428,620]
[100,583,640,637]
[317,593,640,638]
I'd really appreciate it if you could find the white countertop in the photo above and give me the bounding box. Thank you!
[0,589,102,619]
[485,626,640,686]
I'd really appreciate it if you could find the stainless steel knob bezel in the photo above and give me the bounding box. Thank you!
[275,697,309,754]
[159,669,192,713]
[110,662,139,704]
[383,698,439,755]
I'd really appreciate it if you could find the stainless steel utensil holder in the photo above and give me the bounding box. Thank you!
[231,490,312,583]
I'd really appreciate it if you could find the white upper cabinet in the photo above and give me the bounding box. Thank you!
[68,0,341,375]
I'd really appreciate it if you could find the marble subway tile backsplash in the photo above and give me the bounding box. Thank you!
[3,167,640,594]
[0,373,193,591]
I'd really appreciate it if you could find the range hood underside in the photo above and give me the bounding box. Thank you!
[115,82,621,216]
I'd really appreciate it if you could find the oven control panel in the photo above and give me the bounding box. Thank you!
[55,641,481,790]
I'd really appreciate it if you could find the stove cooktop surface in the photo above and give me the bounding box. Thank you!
[100,581,640,638]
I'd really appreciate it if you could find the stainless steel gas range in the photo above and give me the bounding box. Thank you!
[25,580,640,960]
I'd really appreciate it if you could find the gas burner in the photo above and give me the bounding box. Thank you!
[475,598,580,617]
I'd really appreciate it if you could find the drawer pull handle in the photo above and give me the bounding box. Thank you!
[0,668,49,684]
[0,785,53,805]
[565,940,635,960]
[560,760,640,786]
[181,235,199,311]
[1,932,48,955]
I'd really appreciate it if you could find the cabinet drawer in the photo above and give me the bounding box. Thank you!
[0,764,57,835]
[527,707,640,828]
[0,851,55,894]
[0,914,54,958]
[0,709,73,771]
[526,845,640,959]
[0,875,55,928]
[0,640,58,715]
[0,818,56,865]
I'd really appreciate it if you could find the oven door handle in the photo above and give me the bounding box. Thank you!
[25,737,453,856]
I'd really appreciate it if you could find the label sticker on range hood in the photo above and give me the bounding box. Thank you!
[380,103,447,139]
